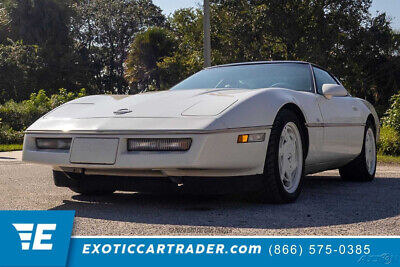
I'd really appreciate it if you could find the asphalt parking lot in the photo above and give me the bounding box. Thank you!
[1,151,399,236]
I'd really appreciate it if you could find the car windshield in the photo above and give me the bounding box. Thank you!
[170,63,313,92]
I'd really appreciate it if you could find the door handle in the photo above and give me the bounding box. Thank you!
[352,106,358,111]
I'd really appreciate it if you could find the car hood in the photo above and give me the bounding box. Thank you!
[43,89,253,120]
[26,89,264,132]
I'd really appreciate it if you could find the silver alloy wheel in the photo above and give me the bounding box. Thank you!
[365,128,376,175]
[278,122,303,193]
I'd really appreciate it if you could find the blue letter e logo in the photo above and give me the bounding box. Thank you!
[12,223,57,251]
[0,211,74,267]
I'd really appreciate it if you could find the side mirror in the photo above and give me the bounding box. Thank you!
[322,84,348,99]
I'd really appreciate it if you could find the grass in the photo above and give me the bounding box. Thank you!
[0,144,23,152]
[377,154,400,164]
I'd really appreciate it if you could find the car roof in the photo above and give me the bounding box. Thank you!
[207,60,315,69]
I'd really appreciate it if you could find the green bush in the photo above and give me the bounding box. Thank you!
[0,88,86,144]
[379,92,400,156]
[382,93,400,133]
[378,126,400,156]
[0,120,24,144]
[0,99,49,132]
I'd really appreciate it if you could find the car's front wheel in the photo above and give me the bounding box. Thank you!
[257,109,306,203]
[339,121,376,181]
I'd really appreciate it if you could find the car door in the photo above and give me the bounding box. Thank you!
[312,66,365,164]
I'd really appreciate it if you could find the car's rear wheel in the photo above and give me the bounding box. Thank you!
[339,121,376,181]
[257,109,305,203]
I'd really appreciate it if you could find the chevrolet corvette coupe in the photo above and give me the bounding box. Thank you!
[22,61,379,203]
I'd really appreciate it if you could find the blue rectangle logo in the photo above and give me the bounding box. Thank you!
[1,211,399,267]
[67,237,400,267]
[0,211,75,267]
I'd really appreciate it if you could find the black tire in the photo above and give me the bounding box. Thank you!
[256,109,306,203]
[339,121,376,182]
[69,186,116,196]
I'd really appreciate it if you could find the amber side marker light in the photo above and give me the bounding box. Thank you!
[237,135,249,143]
[237,133,265,143]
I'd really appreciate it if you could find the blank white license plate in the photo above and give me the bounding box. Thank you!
[70,138,119,164]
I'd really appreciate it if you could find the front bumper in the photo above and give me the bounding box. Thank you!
[23,128,271,177]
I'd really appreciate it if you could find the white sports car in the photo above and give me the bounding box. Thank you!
[22,61,379,203]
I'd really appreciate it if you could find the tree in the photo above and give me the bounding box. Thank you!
[125,27,175,93]
[208,0,374,63]
[155,8,205,88]
[71,0,165,94]
[347,14,400,112]
[143,0,399,113]
[209,0,400,111]
[0,40,43,102]
[0,0,89,100]
[0,6,10,39]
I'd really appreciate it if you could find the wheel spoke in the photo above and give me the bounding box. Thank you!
[283,176,291,188]
[289,166,297,179]
[291,157,298,170]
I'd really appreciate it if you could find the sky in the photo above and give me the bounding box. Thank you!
[153,0,400,30]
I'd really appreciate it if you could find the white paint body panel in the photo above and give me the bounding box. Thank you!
[23,81,378,177]
[316,95,365,163]
[23,130,271,177]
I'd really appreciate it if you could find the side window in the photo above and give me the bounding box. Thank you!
[313,67,338,94]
